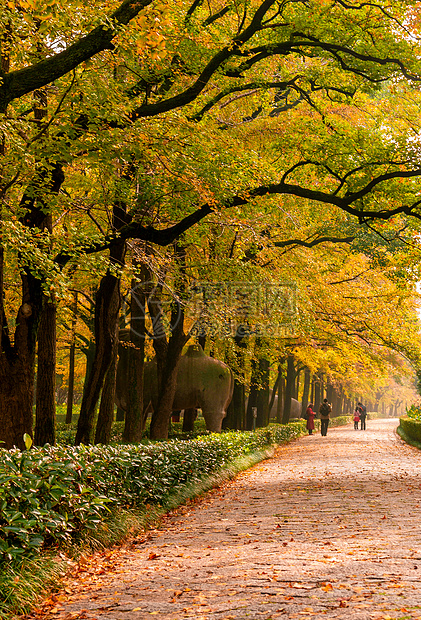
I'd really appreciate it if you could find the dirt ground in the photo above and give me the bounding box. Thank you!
[22,418,421,620]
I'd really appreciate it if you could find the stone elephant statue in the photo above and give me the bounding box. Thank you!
[144,344,234,433]
[116,341,234,433]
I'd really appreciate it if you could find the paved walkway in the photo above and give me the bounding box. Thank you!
[32,419,421,620]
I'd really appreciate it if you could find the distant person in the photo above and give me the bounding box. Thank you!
[319,398,332,436]
[358,402,367,430]
[353,408,360,430]
[305,403,316,435]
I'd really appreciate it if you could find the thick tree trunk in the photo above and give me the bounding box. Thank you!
[256,358,269,427]
[75,268,122,445]
[0,240,42,449]
[123,263,147,443]
[0,354,35,450]
[0,160,63,449]
[277,375,285,424]
[34,298,56,446]
[149,245,189,440]
[246,339,270,429]
[223,327,248,430]
[246,338,264,429]
[281,355,295,424]
[224,380,246,430]
[75,198,128,445]
[149,327,188,439]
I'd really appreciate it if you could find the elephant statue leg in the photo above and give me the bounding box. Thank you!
[201,409,226,433]
[182,408,198,432]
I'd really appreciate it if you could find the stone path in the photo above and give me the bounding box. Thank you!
[27,418,421,620]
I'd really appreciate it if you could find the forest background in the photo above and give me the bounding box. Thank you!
[1,0,421,450]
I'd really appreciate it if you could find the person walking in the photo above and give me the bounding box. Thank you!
[353,408,360,430]
[358,402,367,430]
[319,398,332,436]
[305,403,316,435]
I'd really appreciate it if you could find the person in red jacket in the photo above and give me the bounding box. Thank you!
[305,403,316,435]
[353,408,360,430]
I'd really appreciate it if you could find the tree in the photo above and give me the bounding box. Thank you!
[2,0,421,447]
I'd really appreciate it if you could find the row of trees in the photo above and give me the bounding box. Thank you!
[1,0,421,448]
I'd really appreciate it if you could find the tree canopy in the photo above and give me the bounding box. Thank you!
[1,0,421,446]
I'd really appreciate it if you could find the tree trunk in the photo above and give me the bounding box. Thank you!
[224,379,246,430]
[149,337,186,439]
[75,197,128,445]
[0,354,36,450]
[66,292,78,424]
[0,253,42,449]
[223,326,248,430]
[256,358,270,428]
[123,262,147,443]
[246,338,269,429]
[281,355,295,424]
[34,297,56,446]
[75,265,123,445]
[95,338,119,444]
[295,369,301,400]
[148,245,190,441]
[268,366,281,420]
[277,375,285,424]
[0,160,63,449]
[314,380,321,413]
[148,289,189,440]
[301,367,311,417]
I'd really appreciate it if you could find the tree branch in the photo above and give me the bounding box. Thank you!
[0,0,152,111]
[274,235,355,249]
[54,165,421,266]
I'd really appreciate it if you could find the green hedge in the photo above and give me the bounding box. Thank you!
[0,423,307,566]
[398,416,421,446]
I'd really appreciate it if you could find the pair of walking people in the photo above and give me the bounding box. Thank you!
[354,401,367,430]
[305,399,332,436]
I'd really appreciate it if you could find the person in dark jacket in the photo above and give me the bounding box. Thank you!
[319,399,332,436]
[358,402,367,430]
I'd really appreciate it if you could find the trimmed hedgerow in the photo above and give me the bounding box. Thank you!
[0,423,306,566]
[398,416,421,445]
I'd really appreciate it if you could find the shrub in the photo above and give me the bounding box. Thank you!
[398,417,421,443]
[405,404,421,420]
[0,423,306,566]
